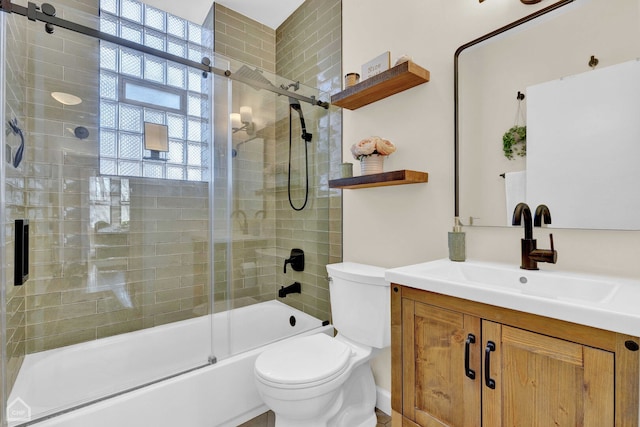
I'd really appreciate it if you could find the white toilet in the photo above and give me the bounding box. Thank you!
[254,262,389,427]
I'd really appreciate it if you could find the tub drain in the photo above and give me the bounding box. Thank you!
[289,315,296,327]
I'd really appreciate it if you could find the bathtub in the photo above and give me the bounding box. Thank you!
[8,300,332,427]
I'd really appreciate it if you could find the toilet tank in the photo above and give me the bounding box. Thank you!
[326,262,390,349]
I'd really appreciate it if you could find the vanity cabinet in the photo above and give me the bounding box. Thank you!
[391,286,639,427]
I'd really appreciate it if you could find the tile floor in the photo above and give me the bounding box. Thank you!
[239,408,392,426]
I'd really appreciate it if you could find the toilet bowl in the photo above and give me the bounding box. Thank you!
[254,262,389,427]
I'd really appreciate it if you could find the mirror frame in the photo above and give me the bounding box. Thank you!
[453,0,575,218]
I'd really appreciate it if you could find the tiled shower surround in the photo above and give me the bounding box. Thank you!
[212,0,342,322]
[213,4,276,74]
[275,0,342,320]
[2,0,341,401]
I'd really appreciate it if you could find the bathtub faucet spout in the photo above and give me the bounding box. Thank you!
[279,282,301,298]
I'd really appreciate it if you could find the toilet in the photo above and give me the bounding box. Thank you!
[254,262,389,427]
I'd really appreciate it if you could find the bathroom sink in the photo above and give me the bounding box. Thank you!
[420,261,619,303]
[385,259,640,337]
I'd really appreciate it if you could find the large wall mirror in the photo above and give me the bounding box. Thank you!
[455,0,640,230]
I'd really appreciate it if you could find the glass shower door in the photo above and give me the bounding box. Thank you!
[215,56,334,358]
[1,1,217,423]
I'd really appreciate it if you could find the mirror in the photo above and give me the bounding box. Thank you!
[455,0,640,229]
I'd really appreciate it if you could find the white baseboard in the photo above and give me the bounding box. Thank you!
[376,386,391,416]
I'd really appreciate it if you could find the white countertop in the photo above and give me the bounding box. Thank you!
[385,258,640,337]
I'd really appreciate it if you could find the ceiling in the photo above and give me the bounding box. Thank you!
[145,0,305,29]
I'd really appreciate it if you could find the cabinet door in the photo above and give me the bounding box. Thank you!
[402,299,481,427]
[482,321,615,427]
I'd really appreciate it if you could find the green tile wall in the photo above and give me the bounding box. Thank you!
[213,0,342,321]
[275,0,342,322]
[214,4,276,74]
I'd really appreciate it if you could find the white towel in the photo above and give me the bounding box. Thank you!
[505,171,526,225]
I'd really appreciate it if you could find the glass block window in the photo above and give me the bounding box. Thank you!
[99,0,212,181]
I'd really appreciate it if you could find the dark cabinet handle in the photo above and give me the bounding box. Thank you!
[485,341,496,389]
[465,334,476,380]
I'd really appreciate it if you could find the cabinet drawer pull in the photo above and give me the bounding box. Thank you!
[485,341,496,389]
[465,333,476,380]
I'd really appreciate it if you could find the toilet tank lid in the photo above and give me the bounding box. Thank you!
[326,262,389,287]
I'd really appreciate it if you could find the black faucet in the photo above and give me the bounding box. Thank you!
[512,203,557,270]
[283,248,304,273]
[279,282,301,298]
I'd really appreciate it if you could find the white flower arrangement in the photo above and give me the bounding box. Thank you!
[350,136,396,161]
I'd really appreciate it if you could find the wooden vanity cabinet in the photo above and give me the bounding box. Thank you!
[391,285,640,427]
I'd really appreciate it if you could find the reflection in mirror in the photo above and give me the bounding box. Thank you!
[456,0,640,229]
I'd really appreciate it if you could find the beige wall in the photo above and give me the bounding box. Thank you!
[342,0,640,395]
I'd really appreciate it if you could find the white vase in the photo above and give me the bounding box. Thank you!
[360,154,384,175]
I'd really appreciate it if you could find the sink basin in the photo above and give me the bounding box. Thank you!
[385,259,640,337]
[423,261,619,303]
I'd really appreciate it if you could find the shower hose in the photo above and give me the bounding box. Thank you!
[287,106,310,211]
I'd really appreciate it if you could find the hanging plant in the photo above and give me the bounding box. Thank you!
[502,125,526,160]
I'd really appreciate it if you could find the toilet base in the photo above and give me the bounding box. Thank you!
[273,363,377,427]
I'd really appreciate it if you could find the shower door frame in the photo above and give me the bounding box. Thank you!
[0,2,223,424]
[0,0,329,110]
[1,10,9,426]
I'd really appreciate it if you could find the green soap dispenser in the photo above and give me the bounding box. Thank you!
[448,217,466,262]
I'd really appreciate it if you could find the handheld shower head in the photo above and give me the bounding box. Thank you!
[289,97,312,142]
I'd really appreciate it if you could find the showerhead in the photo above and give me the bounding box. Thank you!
[234,65,275,91]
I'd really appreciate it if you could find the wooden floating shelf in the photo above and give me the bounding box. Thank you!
[329,169,428,189]
[330,61,430,110]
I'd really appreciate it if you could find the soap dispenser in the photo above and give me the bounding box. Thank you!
[448,217,466,262]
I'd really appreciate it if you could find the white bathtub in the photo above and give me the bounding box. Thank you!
[8,300,332,427]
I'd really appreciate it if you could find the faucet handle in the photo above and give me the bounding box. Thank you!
[528,233,558,265]
[283,248,305,274]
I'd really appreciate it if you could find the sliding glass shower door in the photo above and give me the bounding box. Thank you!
[1,1,219,422]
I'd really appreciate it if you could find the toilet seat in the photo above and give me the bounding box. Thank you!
[255,334,351,388]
